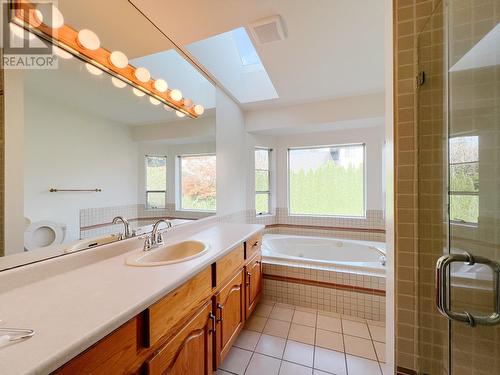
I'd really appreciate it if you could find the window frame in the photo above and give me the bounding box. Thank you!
[287,143,367,218]
[178,153,217,212]
[145,155,167,210]
[449,135,479,226]
[255,147,272,215]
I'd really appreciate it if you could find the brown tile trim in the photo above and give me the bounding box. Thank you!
[265,223,386,234]
[263,273,386,297]
[80,216,193,231]
[397,366,419,375]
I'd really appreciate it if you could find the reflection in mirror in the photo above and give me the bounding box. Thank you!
[2,2,216,269]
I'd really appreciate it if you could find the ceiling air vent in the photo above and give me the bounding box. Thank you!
[249,15,286,45]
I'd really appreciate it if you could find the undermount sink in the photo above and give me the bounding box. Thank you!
[126,240,209,266]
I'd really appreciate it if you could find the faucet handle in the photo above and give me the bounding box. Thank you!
[143,235,153,251]
[156,232,164,245]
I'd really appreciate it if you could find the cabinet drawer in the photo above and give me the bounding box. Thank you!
[245,233,262,260]
[216,245,244,288]
[147,267,212,348]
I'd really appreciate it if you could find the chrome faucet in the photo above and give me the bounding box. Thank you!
[370,246,387,266]
[143,219,172,251]
[112,216,132,240]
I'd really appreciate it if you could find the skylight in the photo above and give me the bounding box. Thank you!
[232,27,261,66]
[186,27,278,104]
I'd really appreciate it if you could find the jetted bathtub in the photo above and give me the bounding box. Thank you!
[262,234,386,275]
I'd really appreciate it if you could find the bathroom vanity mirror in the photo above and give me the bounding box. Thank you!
[1,0,216,270]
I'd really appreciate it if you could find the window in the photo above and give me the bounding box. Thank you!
[145,156,167,209]
[449,135,479,224]
[288,144,365,217]
[255,148,271,215]
[180,154,216,211]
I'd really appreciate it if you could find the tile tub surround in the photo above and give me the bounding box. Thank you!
[218,300,388,375]
[0,222,264,374]
[262,262,386,322]
[219,208,386,242]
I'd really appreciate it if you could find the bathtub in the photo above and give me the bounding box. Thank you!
[262,234,386,275]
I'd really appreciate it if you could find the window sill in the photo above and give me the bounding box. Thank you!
[288,213,367,220]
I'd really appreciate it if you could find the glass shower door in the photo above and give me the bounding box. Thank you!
[445,0,500,373]
[418,0,500,374]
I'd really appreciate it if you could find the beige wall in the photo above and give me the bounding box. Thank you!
[394,0,442,373]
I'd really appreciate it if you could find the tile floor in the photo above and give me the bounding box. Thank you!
[217,300,388,375]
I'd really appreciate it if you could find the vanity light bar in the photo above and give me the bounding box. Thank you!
[10,0,203,119]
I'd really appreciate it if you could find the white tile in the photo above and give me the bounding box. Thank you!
[270,306,295,322]
[255,334,286,358]
[283,340,314,368]
[279,361,313,375]
[346,354,382,375]
[254,303,273,318]
[374,341,386,363]
[343,335,377,360]
[317,314,342,333]
[293,310,317,327]
[288,323,315,345]
[234,330,261,351]
[295,306,318,314]
[264,318,291,338]
[245,315,268,332]
[369,325,386,343]
[313,347,347,375]
[315,329,344,352]
[313,370,333,375]
[245,353,281,375]
[342,320,370,339]
[341,314,366,323]
[219,347,252,375]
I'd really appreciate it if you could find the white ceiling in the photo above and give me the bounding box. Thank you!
[130,0,385,109]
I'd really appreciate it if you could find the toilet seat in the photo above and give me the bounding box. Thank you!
[24,220,66,251]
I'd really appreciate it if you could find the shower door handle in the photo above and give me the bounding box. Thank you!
[436,252,500,326]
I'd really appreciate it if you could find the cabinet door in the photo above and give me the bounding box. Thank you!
[215,270,245,366]
[146,301,215,375]
[245,254,262,318]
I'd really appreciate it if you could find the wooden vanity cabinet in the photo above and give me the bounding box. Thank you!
[54,231,263,375]
[214,270,245,367]
[146,301,214,375]
[244,253,262,318]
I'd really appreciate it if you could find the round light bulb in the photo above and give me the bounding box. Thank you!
[33,9,44,27]
[170,89,182,101]
[163,104,174,112]
[149,97,161,106]
[111,77,127,88]
[77,29,100,50]
[10,22,36,41]
[154,79,168,92]
[134,67,151,83]
[183,98,193,108]
[132,88,145,97]
[109,51,128,69]
[36,3,64,29]
[193,104,205,116]
[53,46,72,59]
[85,63,103,76]
[175,111,186,118]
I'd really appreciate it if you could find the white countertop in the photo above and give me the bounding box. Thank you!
[0,222,264,375]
